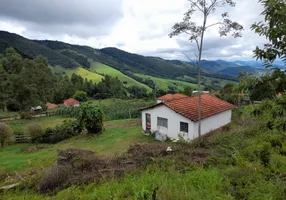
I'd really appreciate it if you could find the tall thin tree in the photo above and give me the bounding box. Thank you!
[169,0,243,141]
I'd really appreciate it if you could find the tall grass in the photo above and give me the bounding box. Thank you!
[2,169,230,200]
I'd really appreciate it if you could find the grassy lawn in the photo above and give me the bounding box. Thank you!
[135,73,197,91]
[0,111,19,120]
[5,116,71,132]
[0,119,150,173]
[91,62,152,92]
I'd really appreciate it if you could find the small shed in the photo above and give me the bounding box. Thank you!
[31,106,42,113]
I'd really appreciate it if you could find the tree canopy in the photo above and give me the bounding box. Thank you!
[251,0,286,66]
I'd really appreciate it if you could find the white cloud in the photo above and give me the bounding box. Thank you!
[0,0,267,60]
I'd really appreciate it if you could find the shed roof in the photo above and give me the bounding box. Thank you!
[46,103,58,109]
[141,94,235,121]
[64,98,80,105]
[157,93,187,101]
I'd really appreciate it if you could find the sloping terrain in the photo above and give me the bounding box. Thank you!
[217,65,257,76]
[64,67,104,83]
[0,31,78,68]
[91,62,152,91]
[135,73,198,91]
[0,30,244,91]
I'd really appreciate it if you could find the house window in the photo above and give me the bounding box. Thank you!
[180,122,189,133]
[157,117,168,128]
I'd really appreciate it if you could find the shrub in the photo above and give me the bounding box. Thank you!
[78,102,103,134]
[55,119,82,138]
[20,112,33,119]
[259,143,271,167]
[40,120,82,144]
[0,123,13,147]
[24,123,43,143]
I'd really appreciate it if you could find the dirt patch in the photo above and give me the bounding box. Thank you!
[39,143,210,193]
[21,145,47,153]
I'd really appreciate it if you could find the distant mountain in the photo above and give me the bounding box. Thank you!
[217,66,257,77]
[188,59,264,76]
[0,31,78,68]
[232,60,285,69]
[3,30,283,90]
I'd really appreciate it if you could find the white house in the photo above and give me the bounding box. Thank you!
[140,94,235,141]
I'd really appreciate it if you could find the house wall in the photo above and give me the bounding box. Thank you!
[142,105,195,140]
[141,105,232,140]
[193,109,232,139]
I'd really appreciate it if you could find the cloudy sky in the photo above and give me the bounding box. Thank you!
[0,0,266,61]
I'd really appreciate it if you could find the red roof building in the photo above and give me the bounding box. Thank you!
[157,93,187,103]
[64,98,80,107]
[140,94,235,141]
[46,103,58,110]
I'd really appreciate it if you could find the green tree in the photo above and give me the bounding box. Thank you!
[181,86,193,96]
[0,122,13,147]
[71,73,84,90]
[0,64,11,111]
[2,47,23,74]
[73,90,88,102]
[127,86,148,98]
[78,102,103,134]
[251,0,286,66]
[54,75,75,104]
[169,0,243,140]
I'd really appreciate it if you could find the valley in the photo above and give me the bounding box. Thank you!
[0,30,255,93]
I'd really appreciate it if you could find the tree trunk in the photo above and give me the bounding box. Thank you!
[197,12,207,143]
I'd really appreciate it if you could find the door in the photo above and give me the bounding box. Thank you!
[146,113,151,132]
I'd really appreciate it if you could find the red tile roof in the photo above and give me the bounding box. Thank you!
[46,103,58,109]
[142,94,235,121]
[157,93,187,101]
[64,98,80,106]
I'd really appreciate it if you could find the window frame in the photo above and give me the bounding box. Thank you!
[157,117,168,128]
[180,121,189,133]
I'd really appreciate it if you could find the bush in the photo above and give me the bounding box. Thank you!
[24,123,43,143]
[20,112,33,119]
[78,102,103,134]
[40,120,82,144]
[259,143,271,167]
[55,119,82,138]
[0,123,13,147]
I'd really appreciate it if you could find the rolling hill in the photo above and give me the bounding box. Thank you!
[4,30,274,92]
[90,62,152,92]
[135,73,198,91]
